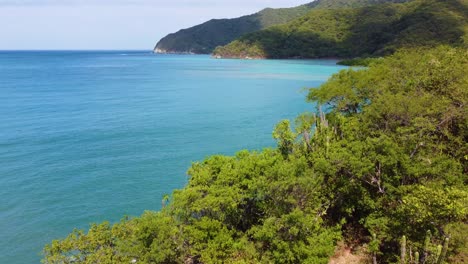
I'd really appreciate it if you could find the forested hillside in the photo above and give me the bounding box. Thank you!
[43,46,468,263]
[154,4,315,54]
[213,0,468,59]
[154,0,410,54]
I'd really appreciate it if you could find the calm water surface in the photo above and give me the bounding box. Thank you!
[0,51,347,263]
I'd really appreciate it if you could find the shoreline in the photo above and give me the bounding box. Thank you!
[154,49,350,62]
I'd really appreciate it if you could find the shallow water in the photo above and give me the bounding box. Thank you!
[0,51,347,263]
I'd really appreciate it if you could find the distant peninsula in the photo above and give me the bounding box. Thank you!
[153,0,412,55]
[153,3,317,54]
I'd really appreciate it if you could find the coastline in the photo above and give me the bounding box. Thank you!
[154,49,352,63]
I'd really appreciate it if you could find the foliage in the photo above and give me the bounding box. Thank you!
[213,0,468,59]
[337,57,382,66]
[44,47,467,263]
[307,46,468,262]
[445,222,468,263]
[44,149,341,263]
[313,0,410,9]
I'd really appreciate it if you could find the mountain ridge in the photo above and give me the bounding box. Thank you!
[154,3,317,54]
[154,0,411,54]
[213,0,468,59]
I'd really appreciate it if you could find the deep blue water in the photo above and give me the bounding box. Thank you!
[0,51,347,263]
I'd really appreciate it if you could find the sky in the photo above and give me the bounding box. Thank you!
[0,0,311,50]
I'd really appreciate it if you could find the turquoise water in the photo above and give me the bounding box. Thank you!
[0,51,346,263]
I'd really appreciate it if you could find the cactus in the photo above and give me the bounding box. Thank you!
[436,238,449,264]
[396,231,450,264]
[401,235,407,264]
[161,194,170,208]
[422,230,431,264]
[435,245,442,263]
[372,233,378,264]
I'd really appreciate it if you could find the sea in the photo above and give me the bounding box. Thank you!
[0,51,347,263]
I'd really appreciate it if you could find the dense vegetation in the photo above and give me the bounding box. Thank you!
[336,57,382,66]
[310,0,410,9]
[154,3,315,54]
[213,0,468,59]
[44,46,467,263]
[154,0,410,54]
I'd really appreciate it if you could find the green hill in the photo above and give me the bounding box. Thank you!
[154,0,410,54]
[213,0,468,59]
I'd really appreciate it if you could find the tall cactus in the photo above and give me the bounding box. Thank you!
[372,233,378,264]
[397,231,449,264]
[401,235,407,264]
[435,245,442,263]
[436,238,449,264]
[422,230,431,264]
